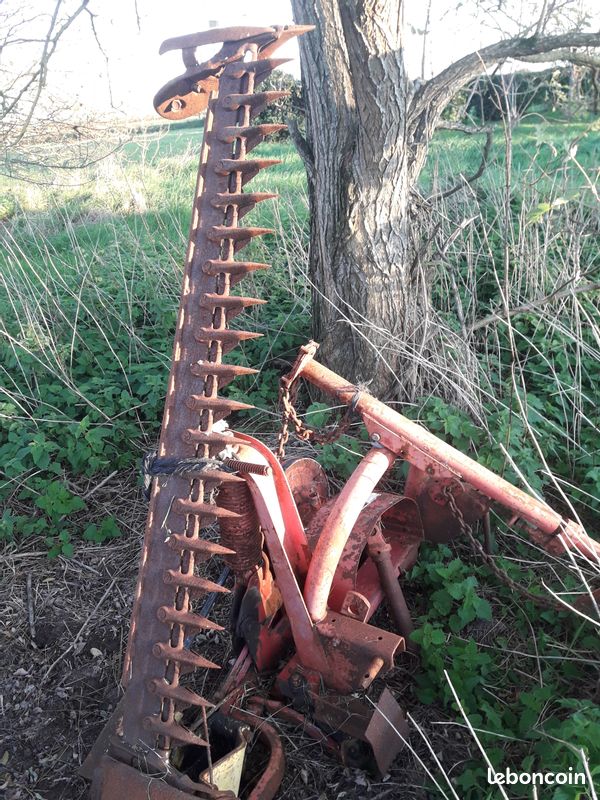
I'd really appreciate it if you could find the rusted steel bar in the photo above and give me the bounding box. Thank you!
[87,26,315,790]
[298,353,600,561]
[236,432,311,575]
[367,528,415,650]
[159,27,277,55]
[303,446,396,622]
[241,448,319,657]
[89,756,235,799]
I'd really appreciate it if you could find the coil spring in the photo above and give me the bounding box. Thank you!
[218,480,263,574]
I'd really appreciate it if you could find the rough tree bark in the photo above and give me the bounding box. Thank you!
[290,0,600,400]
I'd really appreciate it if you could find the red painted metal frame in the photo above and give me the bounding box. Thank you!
[296,351,600,563]
[304,446,397,622]
[204,342,599,785]
[226,707,285,800]
[227,433,405,693]
[305,493,421,622]
[236,434,310,575]
[233,434,318,661]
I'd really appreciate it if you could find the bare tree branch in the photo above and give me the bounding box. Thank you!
[3,0,90,145]
[520,48,600,68]
[428,123,494,201]
[470,281,600,333]
[407,30,600,181]
[0,1,125,178]
[10,1,65,144]
[411,31,600,122]
[534,0,551,38]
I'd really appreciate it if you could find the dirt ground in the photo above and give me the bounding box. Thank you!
[0,465,473,800]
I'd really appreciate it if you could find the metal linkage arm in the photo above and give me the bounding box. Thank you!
[292,344,600,564]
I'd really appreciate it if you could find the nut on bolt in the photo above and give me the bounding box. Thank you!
[289,672,304,689]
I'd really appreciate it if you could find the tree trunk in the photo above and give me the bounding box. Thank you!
[290,1,600,401]
[291,0,425,400]
[591,68,600,114]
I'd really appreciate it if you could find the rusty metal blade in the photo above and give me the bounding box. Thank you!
[147,678,215,709]
[216,158,282,187]
[364,687,408,776]
[156,605,225,631]
[143,714,210,746]
[208,225,275,243]
[223,90,289,113]
[202,259,270,277]
[152,643,221,671]
[173,498,243,517]
[211,191,277,211]
[167,534,236,558]
[190,354,262,374]
[222,57,291,79]
[180,429,248,447]
[192,329,263,354]
[95,22,313,791]
[163,570,232,596]
[159,26,277,55]
[218,124,287,148]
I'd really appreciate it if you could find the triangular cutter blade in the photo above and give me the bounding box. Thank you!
[364,687,408,776]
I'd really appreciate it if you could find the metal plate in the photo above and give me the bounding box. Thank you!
[284,457,330,526]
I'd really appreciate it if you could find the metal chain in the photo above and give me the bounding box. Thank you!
[276,372,359,460]
[275,368,567,612]
[442,485,566,613]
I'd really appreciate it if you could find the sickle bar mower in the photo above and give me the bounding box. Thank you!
[84,24,600,800]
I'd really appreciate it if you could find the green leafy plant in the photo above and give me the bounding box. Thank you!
[83,516,122,543]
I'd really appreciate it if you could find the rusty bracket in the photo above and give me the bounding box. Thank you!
[276,667,408,776]
[280,340,320,391]
[89,755,235,800]
[154,25,313,119]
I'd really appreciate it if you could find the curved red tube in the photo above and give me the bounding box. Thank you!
[228,707,285,800]
[304,446,396,622]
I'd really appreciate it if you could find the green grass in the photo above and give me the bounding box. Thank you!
[0,114,599,797]
[1,114,598,540]
[424,115,600,197]
[0,121,310,554]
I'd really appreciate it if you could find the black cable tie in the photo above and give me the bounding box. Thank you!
[140,450,235,500]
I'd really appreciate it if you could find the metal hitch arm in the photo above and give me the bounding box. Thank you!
[292,347,600,564]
